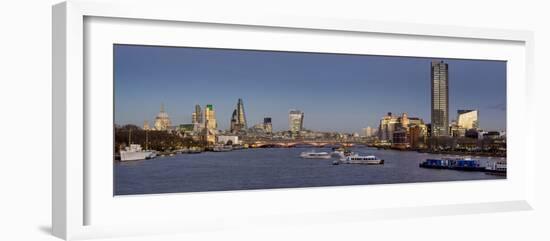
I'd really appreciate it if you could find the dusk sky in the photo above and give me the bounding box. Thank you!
[114,44,506,133]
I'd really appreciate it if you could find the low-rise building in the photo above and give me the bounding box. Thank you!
[217,135,241,145]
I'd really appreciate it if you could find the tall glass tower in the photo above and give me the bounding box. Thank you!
[236,98,247,129]
[263,117,272,134]
[289,110,304,133]
[230,98,247,133]
[192,104,203,124]
[431,60,449,136]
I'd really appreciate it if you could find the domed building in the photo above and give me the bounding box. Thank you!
[154,104,172,131]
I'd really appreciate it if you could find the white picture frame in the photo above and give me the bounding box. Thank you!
[52,0,535,240]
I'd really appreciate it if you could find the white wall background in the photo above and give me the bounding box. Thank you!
[0,0,548,240]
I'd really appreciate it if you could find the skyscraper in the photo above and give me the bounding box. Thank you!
[236,98,247,128]
[204,104,217,130]
[230,98,247,133]
[431,60,449,137]
[192,104,203,124]
[263,117,272,134]
[203,104,217,144]
[230,109,238,133]
[154,103,172,131]
[289,110,304,133]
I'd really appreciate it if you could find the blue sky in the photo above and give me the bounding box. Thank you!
[114,44,506,133]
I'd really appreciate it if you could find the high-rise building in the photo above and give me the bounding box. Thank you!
[230,109,238,133]
[457,109,479,130]
[203,104,217,144]
[204,104,217,130]
[431,60,449,136]
[154,103,172,131]
[192,104,203,124]
[230,98,247,133]
[263,117,272,134]
[236,98,247,128]
[289,110,304,133]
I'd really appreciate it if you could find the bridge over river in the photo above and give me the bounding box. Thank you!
[243,139,368,148]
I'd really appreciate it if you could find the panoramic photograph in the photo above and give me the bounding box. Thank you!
[113,44,507,195]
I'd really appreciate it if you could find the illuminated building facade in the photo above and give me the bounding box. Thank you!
[457,109,479,130]
[203,104,217,144]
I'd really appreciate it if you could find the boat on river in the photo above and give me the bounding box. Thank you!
[336,154,384,165]
[300,151,332,159]
[119,129,156,161]
[419,158,485,171]
[485,160,507,175]
[120,144,156,161]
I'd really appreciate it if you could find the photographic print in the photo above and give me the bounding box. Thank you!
[113,44,506,195]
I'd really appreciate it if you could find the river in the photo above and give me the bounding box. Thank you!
[114,147,505,195]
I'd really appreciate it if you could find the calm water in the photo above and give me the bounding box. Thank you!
[114,147,505,195]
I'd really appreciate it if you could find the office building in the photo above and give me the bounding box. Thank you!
[202,104,217,145]
[263,117,273,134]
[192,104,203,124]
[204,104,217,130]
[457,109,479,130]
[379,112,400,141]
[289,110,304,133]
[431,60,449,136]
[230,98,247,133]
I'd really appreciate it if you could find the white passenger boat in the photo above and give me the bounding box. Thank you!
[120,144,156,161]
[338,154,384,165]
[485,160,507,175]
[300,151,332,159]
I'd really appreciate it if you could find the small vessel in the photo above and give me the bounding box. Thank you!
[419,159,451,169]
[419,158,485,171]
[120,144,156,161]
[485,160,507,176]
[338,154,384,165]
[119,129,155,161]
[300,151,332,159]
[213,145,233,152]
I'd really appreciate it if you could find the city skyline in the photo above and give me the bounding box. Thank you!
[114,44,507,133]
